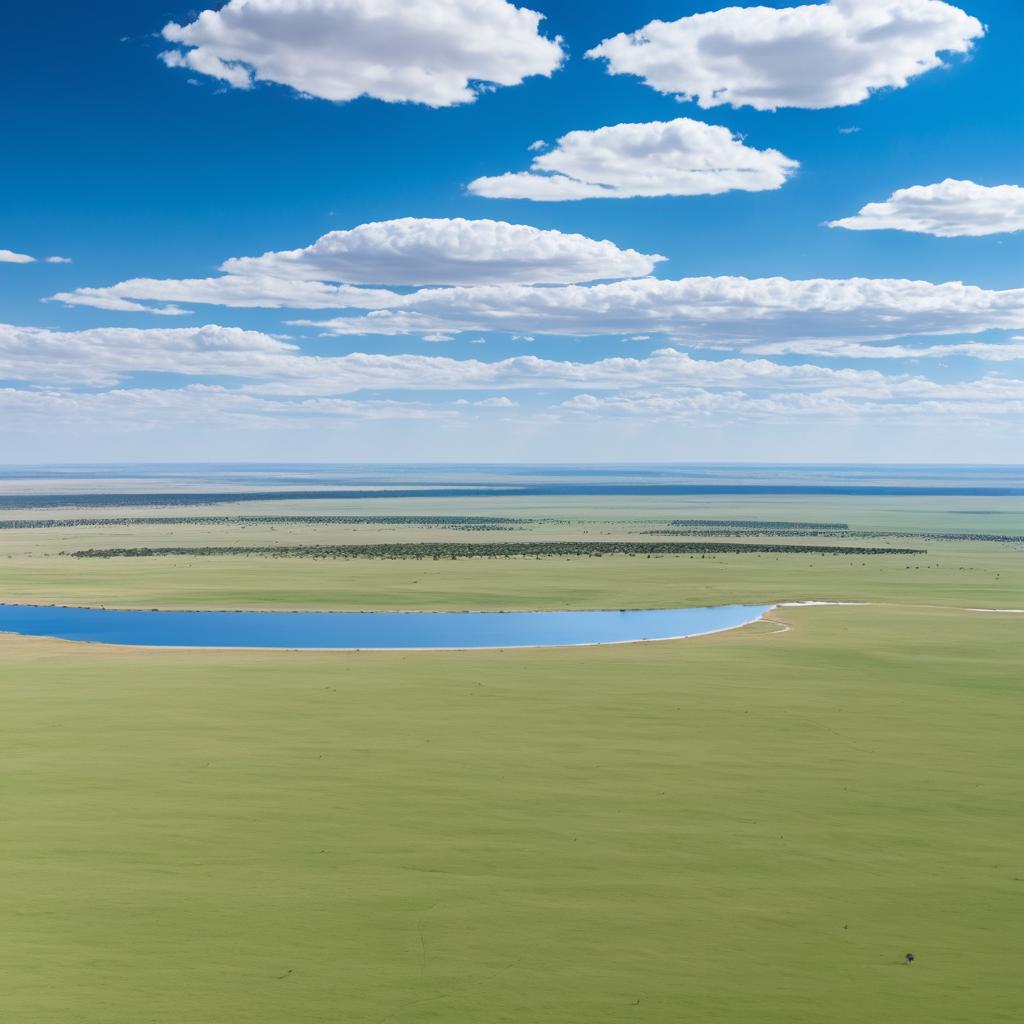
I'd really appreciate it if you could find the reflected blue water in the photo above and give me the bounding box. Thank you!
[3,462,1023,509]
[0,603,771,649]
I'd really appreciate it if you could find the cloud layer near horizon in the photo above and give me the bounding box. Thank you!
[0,322,900,390]
[4,319,1020,446]
[3,321,1021,415]
[297,276,1024,346]
[49,216,1024,351]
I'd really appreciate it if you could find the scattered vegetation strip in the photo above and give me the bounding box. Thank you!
[0,515,537,529]
[670,519,849,529]
[7,515,1012,543]
[69,541,927,560]
[646,528,1023,543]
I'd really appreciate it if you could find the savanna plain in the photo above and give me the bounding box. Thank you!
[2,467,1022,1023]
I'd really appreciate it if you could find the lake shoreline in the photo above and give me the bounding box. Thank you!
[0,603,776,651]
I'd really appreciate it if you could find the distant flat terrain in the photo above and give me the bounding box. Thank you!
[1,466,1022,1023]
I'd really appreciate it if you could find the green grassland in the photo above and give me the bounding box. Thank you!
[2,491,1022,1022]
[3,603,1023,1023]
[3,544,1021,612]
[1,494,1022,610]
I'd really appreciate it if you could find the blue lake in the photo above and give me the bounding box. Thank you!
[0,603,771,650]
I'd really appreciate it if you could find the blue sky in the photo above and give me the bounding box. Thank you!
[1,0,1022,462]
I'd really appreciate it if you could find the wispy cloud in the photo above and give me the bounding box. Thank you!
[0,386,458,434]
[5,323,1023,416]
[2,248,72,265]
[744,340,1024,362]
[297,276,1024,347]
[4,320,1022,442]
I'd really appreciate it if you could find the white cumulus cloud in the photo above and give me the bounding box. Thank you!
[474,395,518,407]
[53,219,663,313]
[829,179,1024,237]
[468,118,798,200]
[220,218,662,284]
[161,0,564,107]
[587,0,984,110]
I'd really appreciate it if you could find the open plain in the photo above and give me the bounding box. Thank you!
[2,469,1022,1022]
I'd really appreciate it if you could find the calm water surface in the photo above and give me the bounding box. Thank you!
[0,604,771,649]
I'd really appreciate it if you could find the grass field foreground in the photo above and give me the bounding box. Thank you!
[3,604,1023,1023]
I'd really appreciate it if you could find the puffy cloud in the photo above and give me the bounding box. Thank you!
[45,256,72,264]
[0,249,35,263]
[587,0,984,110]
[467,118,798,200]
[829,179,1024,237]
[474,395,518,407]
[53,218,662,313]
[299,276,1024,345]
[220,218,662,284]
[161,0,563,107]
